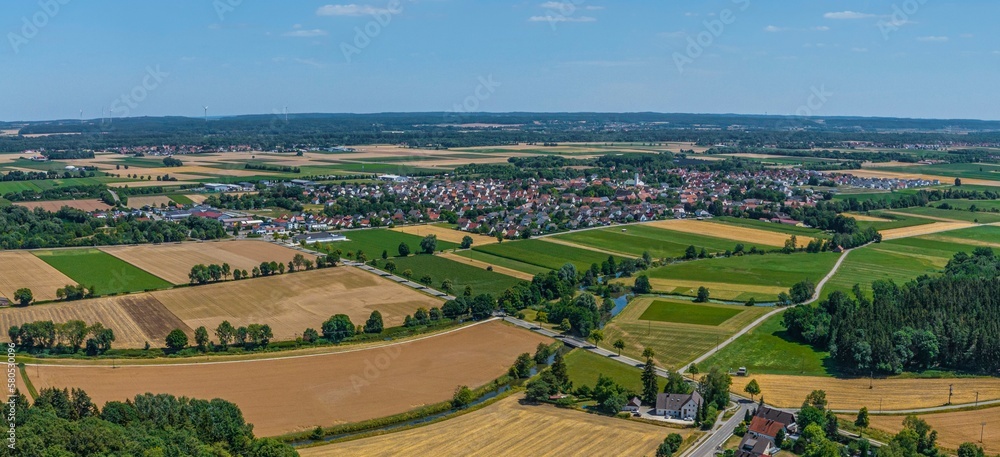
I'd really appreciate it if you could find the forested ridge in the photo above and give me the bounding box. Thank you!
[784,248,1000,374]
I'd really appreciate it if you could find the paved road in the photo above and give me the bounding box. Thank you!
[682,401,754,457]
[678,246,857,375]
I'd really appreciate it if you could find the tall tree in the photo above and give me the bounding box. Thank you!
[641,357,659,404]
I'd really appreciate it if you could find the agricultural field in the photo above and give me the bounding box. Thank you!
[154,266,440,342]
[100,240,314,284]
[0,294,182,348]
[645,219,815,248]
[450,249,552,277]
[740,374,1000,411]
[853,212,934,232]
[601,297,772,370]
[709,216,829,239]
[935,198,1000,212]
[33,249,173,295]
[550,224,740,259]
[376,254,524,298]
[314,229,459,259]
[26,320,549,436]
[878,221,975,240]
[438,252,537,281]
[639,252,840,302]
[564,348,643,393]
[125,195,175,208]
[701,313,830,377]
[0,251,74,302]
[877,162,1000,183]
[639,300,744,326]
[885,206,1000,224]
[390,223,498,246]
[843,168,1000,187]
[474,239,621,272]
[300,394,693,457]
[14,199,112,212]
[863,407,1000,454]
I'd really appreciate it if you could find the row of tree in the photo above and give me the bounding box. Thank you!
[8,320,115,355]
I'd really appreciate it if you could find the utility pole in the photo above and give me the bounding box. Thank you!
[976,391,980,408]
[981,422,986,443]
[948,384,954,405]
[879,398,883,414]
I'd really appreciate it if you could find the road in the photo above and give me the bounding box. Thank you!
[678,246,857,375]
[682,401,755,457]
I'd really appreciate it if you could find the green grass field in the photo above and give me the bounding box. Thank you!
[638,300,744,326]
[887,206,1000,223]
[474,239,622,272]
[935,199,1000,212]
[601,297,772,370]
[709,216,830,238]
[552,225,743,258]
[378,254,523,297]
[33,249,173,295]
[314,228,459,259]
[564,349,642,393]
[167,194,194,205]
[647,252,840,293]
[700,312,832,376]
[879,163,1000,183]
[856,213,935,231]
[0,176,133,195]
[452,249,551,276]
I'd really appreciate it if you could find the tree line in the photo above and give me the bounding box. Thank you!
[8,319,115,355]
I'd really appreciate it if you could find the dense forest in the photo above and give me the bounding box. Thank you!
[0,206,227,248]
[783,248,1000,374]
[9,387,296,456]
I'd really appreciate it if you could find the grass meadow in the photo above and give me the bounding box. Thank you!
[474,239,622,271]
[33,249,173,295]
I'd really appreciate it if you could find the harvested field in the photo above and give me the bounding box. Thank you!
[27,320,549,436]
[879,222,975,240]
[836,169,1000,187]
[842,213,891,222]
[108,180,195,188]
[862,407,1000,454]
[0,251,74,301]
[301,394,693,457]
[99,240,315,284]
[644,219,813,248]
[154,267,441,342]
[391,224,498,246]
[14,199,111,212]
[743,374,1000,411]
[115,294,192,343]
[0,296,161,348]
[125,195,175,208]
[185,194,208,204]
[438,252,535,281]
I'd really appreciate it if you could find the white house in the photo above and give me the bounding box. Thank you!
[655,391,702,419]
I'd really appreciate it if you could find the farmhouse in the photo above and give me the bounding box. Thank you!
[735,405,797,457]
[735,436,774,457]
[654,391,702,419]
[292,232,346,244]
[622,397,641,413]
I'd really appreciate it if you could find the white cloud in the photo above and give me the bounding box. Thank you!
[283,29,328,37]
[763,25,783,32]
[528,15,596,23]
[293,58,327,68]
[852,47,868,52]
[316,4,394,16]
[961,33,974,38]
[824,11,876,20]
[765,25,829,33]
[916,36,949,42]
[812,26,830,31]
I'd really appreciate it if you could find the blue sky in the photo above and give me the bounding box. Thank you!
[3,0,998,121]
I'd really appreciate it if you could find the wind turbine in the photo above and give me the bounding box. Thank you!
[284,106,288,123]
[203,106,209,122]
[80,109,84,123]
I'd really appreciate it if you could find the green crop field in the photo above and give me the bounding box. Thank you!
[933,225,1000,244]
[33,249,173,295]
[639,300,745,326]
[564,349,642,393]
[377,254,523,297]
[880,163,1000,183]
[167,194,193,205]
[935,199,1000,212]
[647,252,840,295]
[313,228,459,259]
[709,216,829,238]
[856,213,935,231]
[888,206,1000,223]
[552,225,741,258]
[452,249,551,276]
[602,297,772,370]
[474,239,623,271]
[701,312,831,376]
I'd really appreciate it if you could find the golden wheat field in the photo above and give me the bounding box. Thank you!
[26,320,549,436]
[0,295,169,348]
[438,253,535,281]
[301,394,694,457]
[743,374,1000,411]
[14,199,112,212]
[879,222,976,240]
[154,266,441,342]
[124,195,175,208]
[861,407,1000,454]
[644,219,814,248]
[842,213,892,222]
[99,240,314,284]
[0,251,75,302]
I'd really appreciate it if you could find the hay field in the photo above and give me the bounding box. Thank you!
[842,213,891,222]
[99,240,314,284]
[301,394,692,457]
[0,251,74,301]
[863,407,1000,454]
[27,320,549,436]
[644,219,813,248]
[391,224,498,246]
[602,297,772,370]
[438,252,535,281]
[879,222,975,240]
[154,267,440,341]
[125,195,174,208]
[744,374,1000,411]
[0,296,168,348]
[14,199,112,212]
